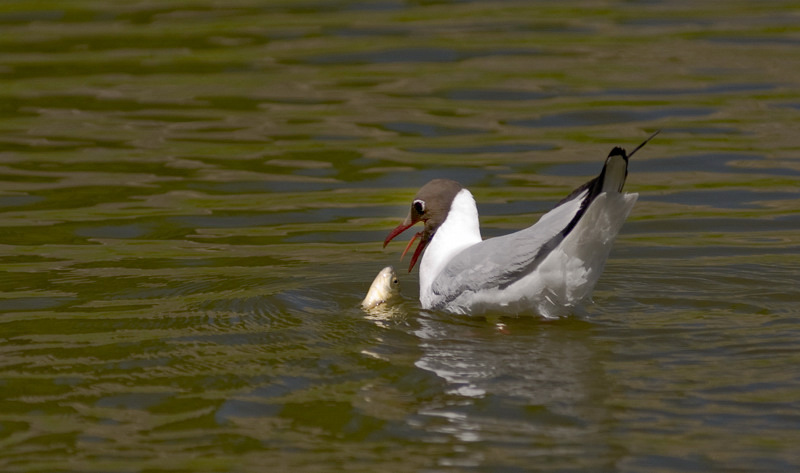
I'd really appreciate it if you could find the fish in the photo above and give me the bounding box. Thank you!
[361,266,401,309]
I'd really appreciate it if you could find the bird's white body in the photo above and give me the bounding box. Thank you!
[384,133,657,318]
[420,189,637,318]
[418,190,482,307]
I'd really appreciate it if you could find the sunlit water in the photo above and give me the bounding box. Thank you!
[1,1,799,472]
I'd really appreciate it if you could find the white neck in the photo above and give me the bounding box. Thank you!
[419,189,482,298]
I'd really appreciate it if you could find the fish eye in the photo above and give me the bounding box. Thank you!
[413,199,425,214]
[392,278,399,284]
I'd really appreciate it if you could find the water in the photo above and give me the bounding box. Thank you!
[1,1,799,471]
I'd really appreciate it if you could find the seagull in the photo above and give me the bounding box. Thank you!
[383,132,658,318]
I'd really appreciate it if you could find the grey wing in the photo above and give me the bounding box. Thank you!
[431,187,590,301]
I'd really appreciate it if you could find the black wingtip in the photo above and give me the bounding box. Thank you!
[627,129,661,159]
[608,130,660,161]
[607,146,627,159]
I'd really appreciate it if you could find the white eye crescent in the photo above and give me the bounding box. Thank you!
[413,199,425,214]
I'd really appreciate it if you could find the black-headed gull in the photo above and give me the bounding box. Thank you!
[383,132,658,317]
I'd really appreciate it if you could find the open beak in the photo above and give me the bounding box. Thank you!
[384,216,429,272]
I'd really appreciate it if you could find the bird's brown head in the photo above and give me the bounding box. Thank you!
[383,179,464,272]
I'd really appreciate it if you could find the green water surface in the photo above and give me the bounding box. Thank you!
[1,1,799,472]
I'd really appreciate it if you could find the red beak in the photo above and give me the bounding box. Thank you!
[384,217,429,272]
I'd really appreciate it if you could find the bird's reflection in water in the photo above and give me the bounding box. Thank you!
[410,312,612,449]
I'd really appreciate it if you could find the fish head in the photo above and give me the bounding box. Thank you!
[362,266,401,310]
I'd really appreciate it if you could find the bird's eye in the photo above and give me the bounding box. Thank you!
[413,199,425,214]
